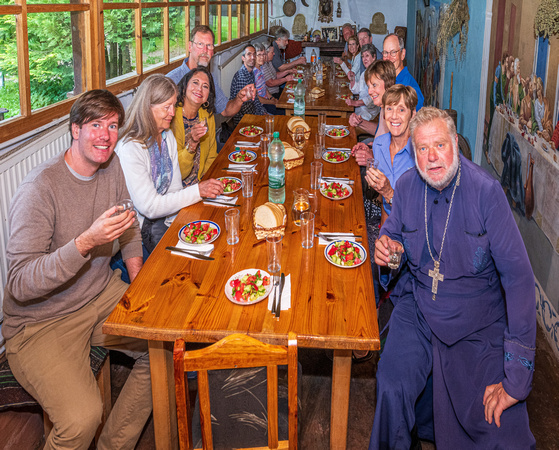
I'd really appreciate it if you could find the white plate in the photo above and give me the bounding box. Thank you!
[320,181,353,200]
[239,126,263,137]
[179,221,221,245]
[217,177,242,194]
[228,149,257,164]
[322,150,350,164]
[225,269,273,305]
[324,240,367,268]
[326,127,350,139]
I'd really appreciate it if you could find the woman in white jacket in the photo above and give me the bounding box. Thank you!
[115,74,223,254]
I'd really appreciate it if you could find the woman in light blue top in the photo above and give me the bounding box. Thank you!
[365,84,418,225]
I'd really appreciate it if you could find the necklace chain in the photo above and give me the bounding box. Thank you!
[424,163,461,299]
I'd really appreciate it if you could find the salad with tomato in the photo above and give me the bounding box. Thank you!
[230,149,256,163]
[229,270,271,303]
[326,127,349,138]
[321,181,351,199]
[324,151,349,163]
[219,177,242,193]
[180,221,219,244]
[327,241,364,267]
[239,125,263,137]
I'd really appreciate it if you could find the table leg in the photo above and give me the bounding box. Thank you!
[149,340,178,450]
[330,349,352,450]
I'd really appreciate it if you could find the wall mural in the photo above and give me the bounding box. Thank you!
[414,4,442,108]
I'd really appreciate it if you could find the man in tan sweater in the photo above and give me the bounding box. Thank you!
[2,90,151,449]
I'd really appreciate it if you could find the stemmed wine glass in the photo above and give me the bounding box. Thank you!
[293,127,306,151]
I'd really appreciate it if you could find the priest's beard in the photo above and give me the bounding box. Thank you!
[415,143,460,190]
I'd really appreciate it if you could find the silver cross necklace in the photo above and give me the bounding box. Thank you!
[424,163,461,300]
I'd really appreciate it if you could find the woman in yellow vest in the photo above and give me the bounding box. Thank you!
[171,66,218,186]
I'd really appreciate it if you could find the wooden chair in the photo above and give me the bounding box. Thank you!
[173,333,298,450]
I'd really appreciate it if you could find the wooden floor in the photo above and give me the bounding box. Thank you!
[1,324,558,450]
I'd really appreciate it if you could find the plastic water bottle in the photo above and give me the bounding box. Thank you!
[316,57,323,86]
[268,132,285,204]
[311,49,317,64]
[294,79,305,118]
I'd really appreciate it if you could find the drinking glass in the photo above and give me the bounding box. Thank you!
[318,113,326,135]
[313,143,323,160]
[335,80,341,96]
[310,161,323,190]
[265,115,274,135]
[316,132,325,149]
[387,240,404,269]
[112,198,134,217]
[366,158,380,199]
[260,133,271,157]
[293,127,306,151]
[266,235,282,274]
[241,169,253,198]
[224,208,240,245]
[291,188,310,226]
[301,212,315,249]
[308,192,319,215]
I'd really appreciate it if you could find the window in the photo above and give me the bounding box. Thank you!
[0,0,267,143]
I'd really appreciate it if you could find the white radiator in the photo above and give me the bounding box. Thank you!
[0,123,71,352]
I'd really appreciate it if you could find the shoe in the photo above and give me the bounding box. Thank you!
[352,350,374,363]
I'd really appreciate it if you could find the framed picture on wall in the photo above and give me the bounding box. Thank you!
[322,27,338,42]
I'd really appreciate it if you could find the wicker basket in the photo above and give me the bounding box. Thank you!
[252,204,287,240]
[284,149,304,170]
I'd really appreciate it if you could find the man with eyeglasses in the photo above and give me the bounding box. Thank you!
[167,25,253,119]
[272,27,306,73]
[383,33,424,110]
[230,44,268,126]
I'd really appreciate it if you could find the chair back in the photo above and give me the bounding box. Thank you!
[173,333,298,450]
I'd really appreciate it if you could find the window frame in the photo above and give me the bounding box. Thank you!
[0,0,267,144]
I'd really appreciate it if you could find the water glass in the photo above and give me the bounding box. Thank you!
[316,133,325,149]
[241,169,253,198]
[291,188,310,226]
[313,143,323,160]
[301,212,315,249]
[112,198,134,217]
[224,208,240,245]
[265,115,274,135]
[318,113,326,135]
[387,240,404,269]
[308,192,319,215]
[335,80,341,96]
[260,133,270,157]
[310,161,323,190]
[266,235,282,274]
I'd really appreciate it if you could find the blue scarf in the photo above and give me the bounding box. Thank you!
[147,131,173,195]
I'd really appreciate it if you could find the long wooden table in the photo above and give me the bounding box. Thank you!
[277,67,354,118]
[103,114,379,449]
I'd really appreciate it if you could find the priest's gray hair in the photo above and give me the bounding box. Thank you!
[410,107,457,147]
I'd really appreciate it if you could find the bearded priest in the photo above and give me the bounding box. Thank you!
[370,107,536,449]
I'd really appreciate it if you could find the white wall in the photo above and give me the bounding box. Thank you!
[268,0,408,52]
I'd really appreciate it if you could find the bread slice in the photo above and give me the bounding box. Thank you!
[287,117,302,130]
[254,204,278,228]
[267,202,285,226]
[284,146,300,160]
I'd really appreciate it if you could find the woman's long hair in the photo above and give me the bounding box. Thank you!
[118,74,178,146]
[176,66,216,117]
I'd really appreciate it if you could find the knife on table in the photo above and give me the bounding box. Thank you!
[276,273,285,318]
[271,275,279,316]
[202,199,241,207]
[165,246,214,260]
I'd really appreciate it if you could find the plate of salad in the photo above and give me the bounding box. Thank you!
[325,240,367,268]
[228,149,257,163]
[337,94,352,100]
[326,127,350,138]
[320,181,353,200]
[179,221,220,245]
[322,150,350,164]
[239,125,263,137]
[225,269,273,305]
[218,177,242,194]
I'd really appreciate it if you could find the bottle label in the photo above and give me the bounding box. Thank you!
[269,174,285,189]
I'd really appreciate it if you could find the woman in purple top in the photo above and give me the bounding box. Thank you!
[365,84,417,225]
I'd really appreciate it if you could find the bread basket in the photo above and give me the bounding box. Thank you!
[288,129,311,140]
[252,204,287,240]
[284,148,304,170]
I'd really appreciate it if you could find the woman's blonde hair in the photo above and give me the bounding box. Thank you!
[347,36,360,56]
[119,74,178,146]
